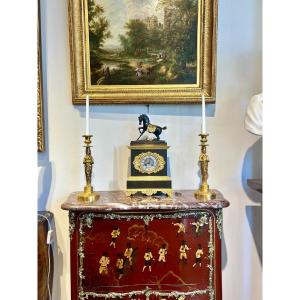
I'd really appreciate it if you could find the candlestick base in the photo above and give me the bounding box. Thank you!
[77,185,100,203]
[194,184,216,201]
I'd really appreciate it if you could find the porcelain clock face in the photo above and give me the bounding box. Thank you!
[133,151,165,174]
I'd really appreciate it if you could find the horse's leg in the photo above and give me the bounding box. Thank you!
[137,130,145,140]
[155,128,161,140]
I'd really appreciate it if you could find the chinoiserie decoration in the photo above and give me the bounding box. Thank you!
[179,240,190,264]
[158,244,168,263]
[142,248,155,272]
[172,222,186,236]
[77,135,100,202]
[194,133,216,200]
[126,114,172,197]
[99,252,110,275]
[62,190,231,300]
[109,226,121,248]
[193,244,204,268]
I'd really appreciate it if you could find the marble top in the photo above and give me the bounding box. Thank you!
[61,190,230,212]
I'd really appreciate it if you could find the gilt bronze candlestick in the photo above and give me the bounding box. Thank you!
[194,133,216,201]
[77,135,100,202]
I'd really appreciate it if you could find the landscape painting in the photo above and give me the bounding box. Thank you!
[87,0,199,85]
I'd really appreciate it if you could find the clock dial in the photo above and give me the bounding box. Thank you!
[133,151,165,174]
[141,155,158,172]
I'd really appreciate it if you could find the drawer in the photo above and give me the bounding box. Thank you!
[70,209,222,300]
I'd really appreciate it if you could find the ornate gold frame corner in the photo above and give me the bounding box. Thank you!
[68,0,218,104]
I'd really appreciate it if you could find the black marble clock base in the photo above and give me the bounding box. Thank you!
[126,176,173,197]
[126,140,173,197]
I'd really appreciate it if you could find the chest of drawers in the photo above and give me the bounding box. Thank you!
[62,190,229,300]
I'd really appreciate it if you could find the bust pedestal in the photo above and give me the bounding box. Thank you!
[62,190,229,300]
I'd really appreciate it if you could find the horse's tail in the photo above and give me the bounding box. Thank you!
[162,126,167,130]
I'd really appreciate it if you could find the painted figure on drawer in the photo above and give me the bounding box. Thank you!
[172,221,186,236]
[109,226,120,248]
[179,240,190,263]
[124,242,134,269]
[193,244,204,268]
[158,244,168,263]
[142,247,155,272]
[99,252,110,275]
[116,253,124,279]
[191,214,208,236]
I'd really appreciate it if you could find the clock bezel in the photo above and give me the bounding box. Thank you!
[133,151,165,174]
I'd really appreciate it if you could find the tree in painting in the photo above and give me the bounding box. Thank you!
[88,0,198,85]
[88,0,112,83]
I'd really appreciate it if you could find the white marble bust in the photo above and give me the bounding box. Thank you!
[245,93,263,136]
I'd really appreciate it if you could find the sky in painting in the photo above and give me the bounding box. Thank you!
[95,0,164,49]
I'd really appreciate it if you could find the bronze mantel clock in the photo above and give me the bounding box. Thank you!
[126,115,172,197]
[126,140,172,197]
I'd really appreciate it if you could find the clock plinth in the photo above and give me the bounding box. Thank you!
[126,140,173,197]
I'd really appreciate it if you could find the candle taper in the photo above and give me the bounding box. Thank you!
[201,94,206,134]
[85,95,89,135]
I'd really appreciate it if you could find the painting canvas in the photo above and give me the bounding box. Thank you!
[88,0,198,86]
[69,0,217,104]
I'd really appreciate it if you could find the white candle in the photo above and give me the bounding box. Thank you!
[85,95,89,135]
[201,94,206,134]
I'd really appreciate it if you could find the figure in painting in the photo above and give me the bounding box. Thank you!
[179,240,189,264]
[135,62,144,78]
[193,244,204,268]
[173,221,186,237]
[109,226,120,248]
[158,244,168,263]
[99,252,110,275]
[142,247,155,272]
[116,253,124,279]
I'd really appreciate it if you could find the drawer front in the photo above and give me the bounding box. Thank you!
[73,209,220,300]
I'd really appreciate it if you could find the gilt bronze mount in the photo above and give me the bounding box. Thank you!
[77,135,100,202]
[194,134,216,201]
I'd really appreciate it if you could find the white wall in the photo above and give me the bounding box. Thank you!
[38,0,262,299]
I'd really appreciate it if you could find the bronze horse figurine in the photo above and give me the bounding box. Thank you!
[137,114,167,141]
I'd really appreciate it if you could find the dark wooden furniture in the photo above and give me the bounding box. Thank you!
[62,190,229,300]
[38,211,54,300]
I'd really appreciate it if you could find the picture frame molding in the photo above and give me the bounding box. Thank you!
[38,0,45,152]
[69,0,218,104]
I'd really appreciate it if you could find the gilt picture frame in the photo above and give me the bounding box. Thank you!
[69,0,218,104]
[38,0,45,152]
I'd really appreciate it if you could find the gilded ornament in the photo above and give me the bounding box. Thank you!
[37,1,45,152]
[195,134,216,201]
[126,188,173,197]
[69,212,76,239]
[216,209,223,239]
[77,135,100,202]
[133,151,165,174]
